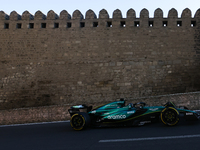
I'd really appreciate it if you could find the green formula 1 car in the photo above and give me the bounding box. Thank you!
[68,99,200,130]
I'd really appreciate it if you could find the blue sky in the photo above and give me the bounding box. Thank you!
[0,0,199,18]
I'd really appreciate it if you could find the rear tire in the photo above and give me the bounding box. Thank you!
[160,107,179,126]
[70,112,90,131]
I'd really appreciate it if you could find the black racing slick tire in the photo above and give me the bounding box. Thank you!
[70,112,90,131]
[160,107,179,126]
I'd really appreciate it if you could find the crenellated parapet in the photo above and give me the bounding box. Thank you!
[113,9,122,19]
[1,7,200,111]
[0,8,199,29]
[59,10,71,20]
[0,11,9,20]
[47,10,59,20]
[195,9,200,18]
[22,11,34,20]
[99,9,109,19]
[127,9,136,19]
[10,11,21,21]
[34,10,46,20]
[72,10,84,20]
[85,9,97,19]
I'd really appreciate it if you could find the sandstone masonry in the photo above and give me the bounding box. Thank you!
[0,8,200,110]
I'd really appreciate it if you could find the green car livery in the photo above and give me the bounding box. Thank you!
[68,99,200,131]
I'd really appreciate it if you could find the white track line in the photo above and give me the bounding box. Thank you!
[0,120,70,128]
[99,134,200,143]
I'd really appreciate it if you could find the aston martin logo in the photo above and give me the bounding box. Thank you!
[149,108,158,111]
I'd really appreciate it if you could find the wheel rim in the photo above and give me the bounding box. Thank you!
[71,114,85,130]
[162,108,179,125]
[164,110,176,123]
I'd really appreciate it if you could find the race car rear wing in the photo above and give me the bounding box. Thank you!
[68,104,93,116]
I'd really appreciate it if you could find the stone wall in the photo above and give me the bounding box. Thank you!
[0,8,200,110]
[0,92,200,125]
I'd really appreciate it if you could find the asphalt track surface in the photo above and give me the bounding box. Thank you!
[1,118,200,150]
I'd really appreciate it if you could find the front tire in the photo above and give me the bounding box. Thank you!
[70,112,90,131]
[160,107,179,126]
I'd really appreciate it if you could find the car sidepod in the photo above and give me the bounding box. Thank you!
[182,110,200,121]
